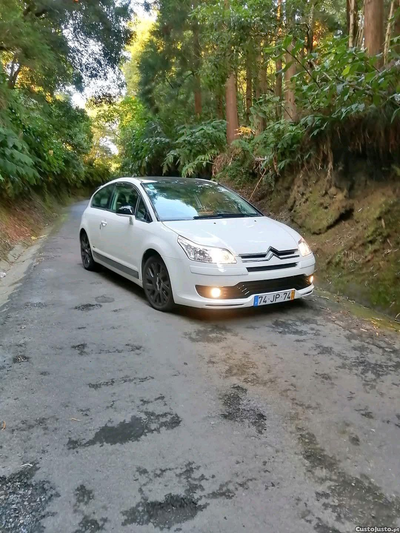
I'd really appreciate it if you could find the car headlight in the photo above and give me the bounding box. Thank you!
[298,238,312,257]
[178,236,236,264]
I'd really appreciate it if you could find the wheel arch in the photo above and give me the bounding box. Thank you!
[79,222,93,246]
[141,248,162,276]
[140,241,179,282]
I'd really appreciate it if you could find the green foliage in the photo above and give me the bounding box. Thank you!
[254,120,306,174]
[0,126,38,197]
[164,120,227,177]
[0,0,130,198]
[117,97,172,176]
[20,96,92,184]
[0,0,132,92]
[288,36,400,133]
[115,96,226,178]
[0,91,100,198]
[217,120,306,186]
[83,158,113,188]
[219,35,400,186]
[216,137,255,184]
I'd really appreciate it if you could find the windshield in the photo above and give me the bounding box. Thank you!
[142,180,262,222]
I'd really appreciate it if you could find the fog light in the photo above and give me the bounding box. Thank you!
[210,287,222,299]
[309,275,314,284]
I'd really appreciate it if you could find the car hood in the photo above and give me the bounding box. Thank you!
[162,217,299,255]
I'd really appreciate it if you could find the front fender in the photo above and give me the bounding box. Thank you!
[139,226,181,280]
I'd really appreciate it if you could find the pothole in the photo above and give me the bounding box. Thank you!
[0,465,59,532]
[121,494,207,529]
[221,385,267,434]
[74,304,102,312]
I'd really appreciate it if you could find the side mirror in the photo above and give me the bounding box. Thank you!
[117,205,135,216]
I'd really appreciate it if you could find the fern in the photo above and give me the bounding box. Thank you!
[164,120,227,177]
[0,127,39,197]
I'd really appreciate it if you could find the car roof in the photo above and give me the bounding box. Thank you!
[105,177,214,186]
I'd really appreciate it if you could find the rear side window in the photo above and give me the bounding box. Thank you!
[92,185,114,210]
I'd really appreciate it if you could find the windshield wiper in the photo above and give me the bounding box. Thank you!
[194,213,256,220]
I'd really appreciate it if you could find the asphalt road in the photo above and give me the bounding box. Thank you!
[1,201,400,533]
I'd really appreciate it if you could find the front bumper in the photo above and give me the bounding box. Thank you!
[192,285,314,309]
[167,255,316,309]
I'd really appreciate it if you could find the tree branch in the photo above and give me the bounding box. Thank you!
[284,46,322,88]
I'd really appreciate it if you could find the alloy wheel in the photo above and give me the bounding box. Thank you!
[144,257,174,311]
[80,233,98,271]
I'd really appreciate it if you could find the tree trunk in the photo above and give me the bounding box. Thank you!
[254,52,267,134]
[364,0,384,64]
[245,52,252,124]
[348,0,358,47]
[8,57,21,89]
[284,42,297,121]
[384,0,396,61]
[216,93,224,119]
[192,22,202,116]
[307,0,316,52]
[356,15,364,47]
[224,0,239,143]
[258,58,267,132]
[275,58,283,119]
[226,72,239,143]
[275,0,283,119]
[395,0,400,54]
[255,73,262,134]
[194,78,202,116]
[259,60,267,95]
[347,0,351,35]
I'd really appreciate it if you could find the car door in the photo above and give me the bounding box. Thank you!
[100,183,146,279]
[87,184,115,255]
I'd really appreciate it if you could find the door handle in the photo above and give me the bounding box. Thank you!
[100,220,108,228]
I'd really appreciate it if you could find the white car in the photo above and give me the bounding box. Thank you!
[79,177,315,312]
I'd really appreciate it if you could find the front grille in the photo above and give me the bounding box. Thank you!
[196,275,312,300]
[240,248,299,263]
[247,262,298,273]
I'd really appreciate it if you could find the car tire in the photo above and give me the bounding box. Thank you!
[80,231,100,272]
[143,255,175,312]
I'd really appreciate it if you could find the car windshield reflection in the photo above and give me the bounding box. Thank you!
[142,180,262,221]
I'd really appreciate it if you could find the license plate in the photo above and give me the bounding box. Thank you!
[254,290,295,307]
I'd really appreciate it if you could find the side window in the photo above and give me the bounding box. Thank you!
[136,197,151,223]
[111,184,139,213]
[92,185,114,210]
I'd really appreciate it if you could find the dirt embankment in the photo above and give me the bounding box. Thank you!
[0,191,90,268]
[233,169,400,318]
[0,196,56,262]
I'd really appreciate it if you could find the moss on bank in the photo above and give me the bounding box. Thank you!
[321,194,400,315]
